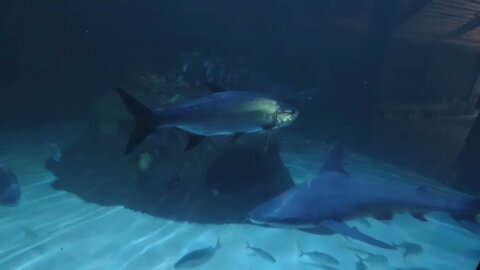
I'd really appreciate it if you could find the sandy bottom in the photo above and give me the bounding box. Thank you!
[0,124,478,270]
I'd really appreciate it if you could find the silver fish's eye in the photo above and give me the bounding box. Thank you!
[275,109,297,127]
[278,109,297,117]
[278,110,292,115]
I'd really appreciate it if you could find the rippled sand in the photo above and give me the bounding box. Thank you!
[0,125,478,270]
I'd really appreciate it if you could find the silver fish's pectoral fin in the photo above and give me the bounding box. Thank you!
[263,131,274,152]
[231,132,244,142]
[317,220,396,250]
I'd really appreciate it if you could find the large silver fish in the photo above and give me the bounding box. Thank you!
[116,83,298,154]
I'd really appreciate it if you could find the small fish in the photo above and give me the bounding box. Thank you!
[0,164,20,206]
[174,238,221,269]
[344,247,387,265]
[21,226,39,240]
[245,241,276,263]
[393,242,423,258]
[298,247,339,265]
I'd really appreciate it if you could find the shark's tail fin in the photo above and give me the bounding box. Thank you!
[116,88,159,155]
[452,197,480,234]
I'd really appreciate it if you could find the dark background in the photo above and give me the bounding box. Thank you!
[0,0,382,129]
[1,0,479,187]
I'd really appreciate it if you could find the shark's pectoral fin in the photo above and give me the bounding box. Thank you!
[300,227,335,236]
[452,198,480,234]
[456,219,480,234]
[411,213,428,222]
[185,133,205,150]
[317,220,396,250]
[452,214,480,235]
[373,212,394,221]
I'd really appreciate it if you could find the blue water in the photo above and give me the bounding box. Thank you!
[0,125,478,270]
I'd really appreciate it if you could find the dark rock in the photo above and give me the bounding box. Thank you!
[0,163,20,206]
[46,120,294,223]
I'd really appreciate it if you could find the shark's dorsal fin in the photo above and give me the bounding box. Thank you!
[321,140,348,175]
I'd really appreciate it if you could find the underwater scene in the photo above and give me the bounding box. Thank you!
[1,1,480,269]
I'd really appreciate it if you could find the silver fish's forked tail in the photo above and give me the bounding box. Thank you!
[116,88,159,154]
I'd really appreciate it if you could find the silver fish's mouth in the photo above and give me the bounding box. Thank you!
[275,109,298,127]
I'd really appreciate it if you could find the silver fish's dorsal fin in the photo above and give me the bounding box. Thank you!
[321,140,348,175]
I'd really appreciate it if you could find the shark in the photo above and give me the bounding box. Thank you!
[248,141,480,249]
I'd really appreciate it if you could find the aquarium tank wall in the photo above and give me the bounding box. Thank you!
[1,0,479,269]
